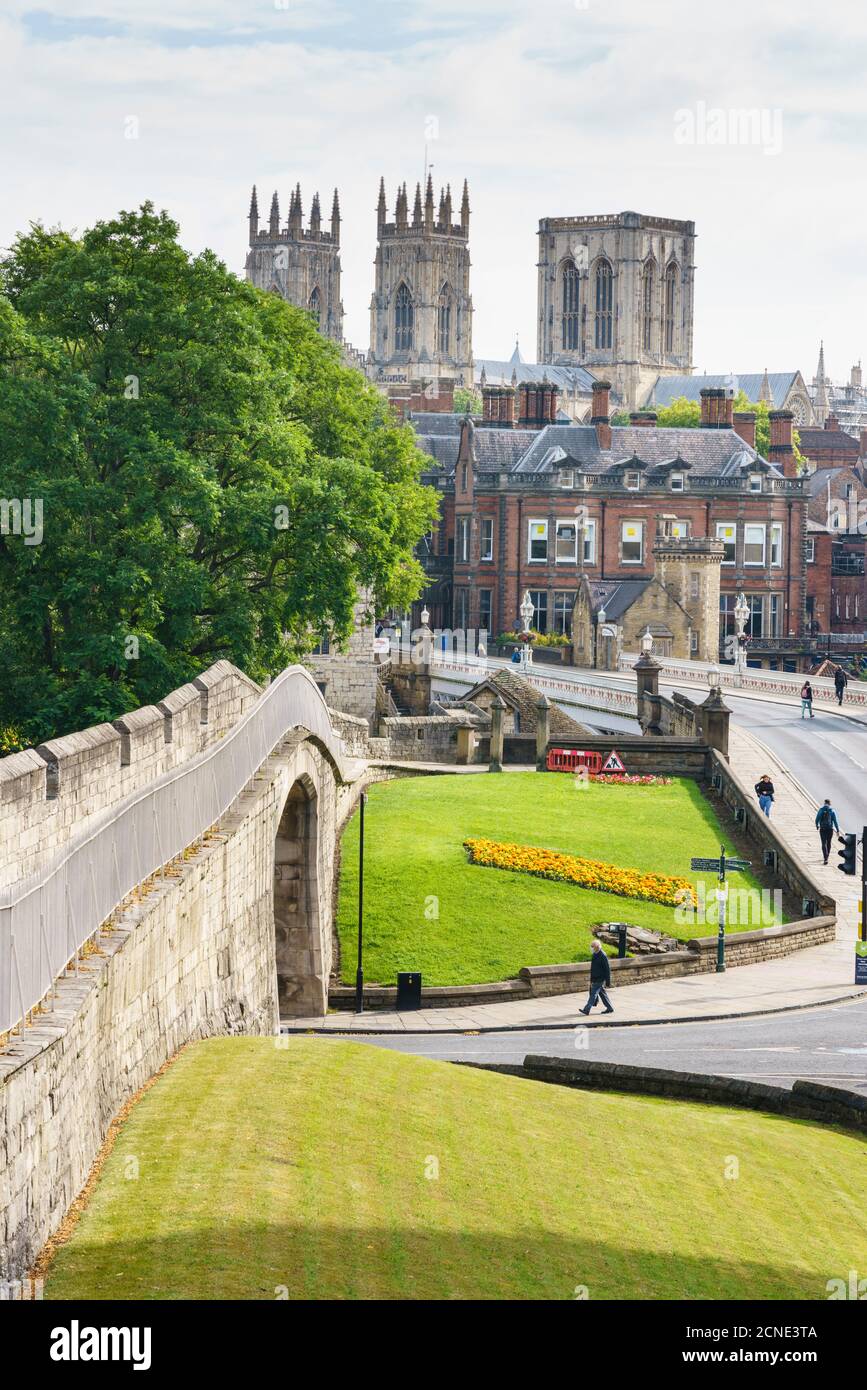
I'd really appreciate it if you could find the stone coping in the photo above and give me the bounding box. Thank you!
[326,916,836,1011]
[468,1056,867,1134]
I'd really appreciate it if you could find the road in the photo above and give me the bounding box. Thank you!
[346,996,867,1094]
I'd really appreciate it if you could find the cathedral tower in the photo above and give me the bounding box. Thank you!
[368,175,473,389]
[245,183,343,343]
[536,211,696,412]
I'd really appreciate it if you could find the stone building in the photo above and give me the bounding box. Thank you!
[410,382,813,671]
[649,369,814,425]
[475,342,597,424]
[367,175,473,390]
[536,211,696,412]
[245,182,343,343]
[805,465,867,638]
[571,525,725,667]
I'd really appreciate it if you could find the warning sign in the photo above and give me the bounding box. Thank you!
[601,749,626,773]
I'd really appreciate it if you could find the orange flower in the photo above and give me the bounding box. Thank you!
[463,838,696,908]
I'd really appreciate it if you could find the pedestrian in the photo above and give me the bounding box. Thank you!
[834,666,848,706]
[754,774,775,817]
[815,798,840,865]
[801,680,814,719]
[579,940,614,1016]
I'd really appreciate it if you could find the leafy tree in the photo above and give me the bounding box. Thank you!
[642,392,806,471]
[0,205,438,745]
[453,386,481,415]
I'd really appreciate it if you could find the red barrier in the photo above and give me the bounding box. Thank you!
[546,748,604,774]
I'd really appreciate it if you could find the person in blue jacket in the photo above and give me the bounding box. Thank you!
[815,799,840,865]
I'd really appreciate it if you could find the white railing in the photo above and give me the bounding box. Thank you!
[617,653,867,707]
[430,655,640,716]
[0,666,343,1039]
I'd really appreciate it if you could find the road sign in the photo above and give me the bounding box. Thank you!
[690,856,750,873]
[856,940,867,986]
[601,749,626,773]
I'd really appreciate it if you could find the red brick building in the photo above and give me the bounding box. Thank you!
[412,383,815,670]
[798,414,866,473]
[805,465,867,641]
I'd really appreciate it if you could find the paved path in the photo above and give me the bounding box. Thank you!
[290,721,864,1035]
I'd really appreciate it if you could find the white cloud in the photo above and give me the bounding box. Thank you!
[2,0,866,380]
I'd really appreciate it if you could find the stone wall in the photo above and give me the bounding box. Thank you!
[708,751,836,917]
[467,1056,867,1134]
[305,658,379,728]
[0,705,362,1283]
[0,661,261,893]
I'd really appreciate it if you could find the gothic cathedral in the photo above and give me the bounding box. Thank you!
[536,211,696,411]
[367,176,473,389]
[245,183,344,343]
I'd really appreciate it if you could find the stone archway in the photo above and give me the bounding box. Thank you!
[274,776,325,1016]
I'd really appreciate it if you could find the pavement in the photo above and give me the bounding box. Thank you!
[287,718,865,1035]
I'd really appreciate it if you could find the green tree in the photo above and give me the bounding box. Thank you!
[0,205,438,745]
[453,385,481,415]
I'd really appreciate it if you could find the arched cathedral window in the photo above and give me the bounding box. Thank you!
[641,261,655,352]
[395,283,414,352]
[437,283,452,356]
[309,286,321,327]
[594,260,613,350]
[561,260,580,351]
[664,263,678,354]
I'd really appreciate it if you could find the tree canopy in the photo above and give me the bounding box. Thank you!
[0,205,438,746]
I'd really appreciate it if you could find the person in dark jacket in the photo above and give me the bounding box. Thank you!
[816,799,840,864]
[834,667,849,706]
[754,775,775,817]
[800,681,814,719]
[579,940,614,1015]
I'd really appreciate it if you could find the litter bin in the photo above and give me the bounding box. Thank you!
[396,972,422,1010]
[617,926,628,959]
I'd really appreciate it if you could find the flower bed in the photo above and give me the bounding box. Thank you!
[464,837,697,908]
[586,773,672,785]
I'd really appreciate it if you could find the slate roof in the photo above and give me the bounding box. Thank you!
[474,358,598,393]
[584,578,651,621]
[798,427,861,458]
[462,670,591,738]
[650,372,801,411]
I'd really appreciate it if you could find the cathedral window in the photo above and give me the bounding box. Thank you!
[664,263,678,353]
[594,260,613,350]
[308,286,321,327]
[395,283,414,351]
[437,283,452,356]
[641,261,655,352]
[561,260,580,350]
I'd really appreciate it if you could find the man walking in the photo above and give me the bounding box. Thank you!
[579,939,614,1016]
[801,680,814,719]
[816,799,840,865]
[834,666,848,706]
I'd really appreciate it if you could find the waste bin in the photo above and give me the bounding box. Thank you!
[396,972,422,1010]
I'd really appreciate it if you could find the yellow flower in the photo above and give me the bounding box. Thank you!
[463,838,695,908]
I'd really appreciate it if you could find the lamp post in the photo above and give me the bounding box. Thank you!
[354,791,367,1014]
[733,592,750,687]
[519,589,534,671]
[706,663,721,692]
[596,603,608,669]
[640,625,654,658]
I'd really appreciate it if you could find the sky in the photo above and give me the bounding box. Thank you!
[1,0,866,380]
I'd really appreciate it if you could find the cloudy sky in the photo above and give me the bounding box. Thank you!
[2,0,865,381]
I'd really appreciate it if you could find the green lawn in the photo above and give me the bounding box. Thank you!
[45,1037,866,1302]
[336,773,779,985]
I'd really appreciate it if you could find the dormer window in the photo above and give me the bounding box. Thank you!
[670,472,685,491]
[749,473,762,493]
[559,469,574,488]
[625,471,641,491]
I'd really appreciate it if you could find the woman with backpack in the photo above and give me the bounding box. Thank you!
[801,680,814,719]
[754,774,775,817]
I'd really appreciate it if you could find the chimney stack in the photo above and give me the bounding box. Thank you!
[629,411,658,428]
[517,382,558,430]
[733,411,756,449]
[482,384,515,429]
[768,410,797,477]
[824,412,839,432]
[591,380,612,449]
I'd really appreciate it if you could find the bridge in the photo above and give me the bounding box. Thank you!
[0,662,366,1281]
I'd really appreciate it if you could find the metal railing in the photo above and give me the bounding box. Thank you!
[0,666,343,1039]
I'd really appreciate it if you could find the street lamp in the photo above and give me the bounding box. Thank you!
[519,590,534,671]
[420,604,430,628]
[733,592,750,686]
[707,663,721,691]
[640,626,654,656]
